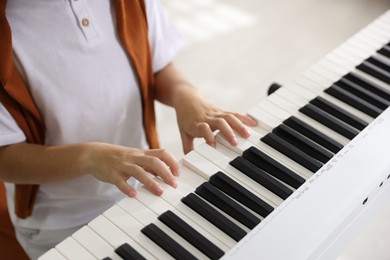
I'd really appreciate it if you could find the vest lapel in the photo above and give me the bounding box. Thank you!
[116,0,159,149]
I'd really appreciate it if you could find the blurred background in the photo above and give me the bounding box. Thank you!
[156,0,390,259]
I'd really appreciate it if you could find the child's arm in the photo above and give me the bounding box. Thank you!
[0,141,179,197]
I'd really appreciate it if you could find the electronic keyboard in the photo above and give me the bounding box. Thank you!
[39,9,390,260]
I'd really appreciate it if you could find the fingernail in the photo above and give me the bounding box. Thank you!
[174,169,180,177]
[128,189,137,198]
[155,185,164,196]
[171,179,178,188]
[231,136,238,146]
[244,127,251,136]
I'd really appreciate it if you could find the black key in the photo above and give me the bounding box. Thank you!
[195,182,260,229]
[242,146,305,189]
[378,45,390,59]
[299,103,359,139]
[356,60,390,84]
[283,116,343,153]
[337,77,390,109]
[114,243,146,260]
[158,210,224,260]
[102,258,112,260]
[366,56,390,73]
[267,82,283,95]
[141,224,197,260]
[344,72,390,102]
[209,171,274,217]
[229,156,293,199]
[261,133,323,173]
[325,85,382,118]
[273,124,334,164]
[310,96,369,130]
[181,193,246,241]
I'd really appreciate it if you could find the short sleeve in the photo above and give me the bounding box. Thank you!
[0,102,26,146]
[145,0,183,73]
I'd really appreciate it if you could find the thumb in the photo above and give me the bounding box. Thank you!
[181,132,194,154]
[181,123,216,154]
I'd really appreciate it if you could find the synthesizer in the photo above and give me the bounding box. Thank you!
[39,9,390,260]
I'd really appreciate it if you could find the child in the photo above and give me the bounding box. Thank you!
[0,0,257,258]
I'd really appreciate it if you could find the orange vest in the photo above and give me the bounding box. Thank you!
[0,0,160,219]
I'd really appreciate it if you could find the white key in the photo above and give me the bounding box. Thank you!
[183,150,221,180]
[153,219,209,259]
[375,53,390,67]
[294,112,350,145]
[355,68,390,90]
[333,43,372,65]
[366,21,390,41]
[375,23,390,38]
[291,75,324,94]
[213,140,245,159]
[247,106,280,131]
[102,205,167,260]
[268,92,301,111]
[303,68,334,88]
[55,237,96,260]
[115,198,205,258]
[349,27,388,50]
[151,165,251,233]
[123,174,236,249]
[248,105,291,133]
[254,92,352,150]
[319,92,374,123]
[135,185,230,252]
[38,249,66,260]
[191,143,281,206]
[176,164,208,193]
[111,201,185,259]
[72,226,122,260]
[257,99,292,120]
[325,51,360,69]
[348,31,387,53]
[155,179,237,248]
[275,85,316,107]
[118,196,157,225]
[256,96,356,147]
[216,131,313,179]
[332,51,390,90]
[289,77,375,123]
[272,84,370,138]
[276,89,352,139]
[350,27,389,47]
[88,214,160,259]
[310,63,342,83]
[302,63,385,118]
[291,82,371,122]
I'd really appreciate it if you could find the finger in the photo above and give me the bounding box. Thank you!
[147,149,180,176]
[235,113,258,126]
[115,177,138,197]
[209,117,238,146]
[223,113,253,138]
[135,156,177,189]
[127,165,165,196]
[181,132,195,154]
[194,122,216,148]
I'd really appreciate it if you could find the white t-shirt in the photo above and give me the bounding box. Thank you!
[2,0,182,229]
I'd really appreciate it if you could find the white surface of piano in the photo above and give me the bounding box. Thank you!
[39,9,390,260]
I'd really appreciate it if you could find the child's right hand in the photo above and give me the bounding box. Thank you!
[86,142,180,197]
